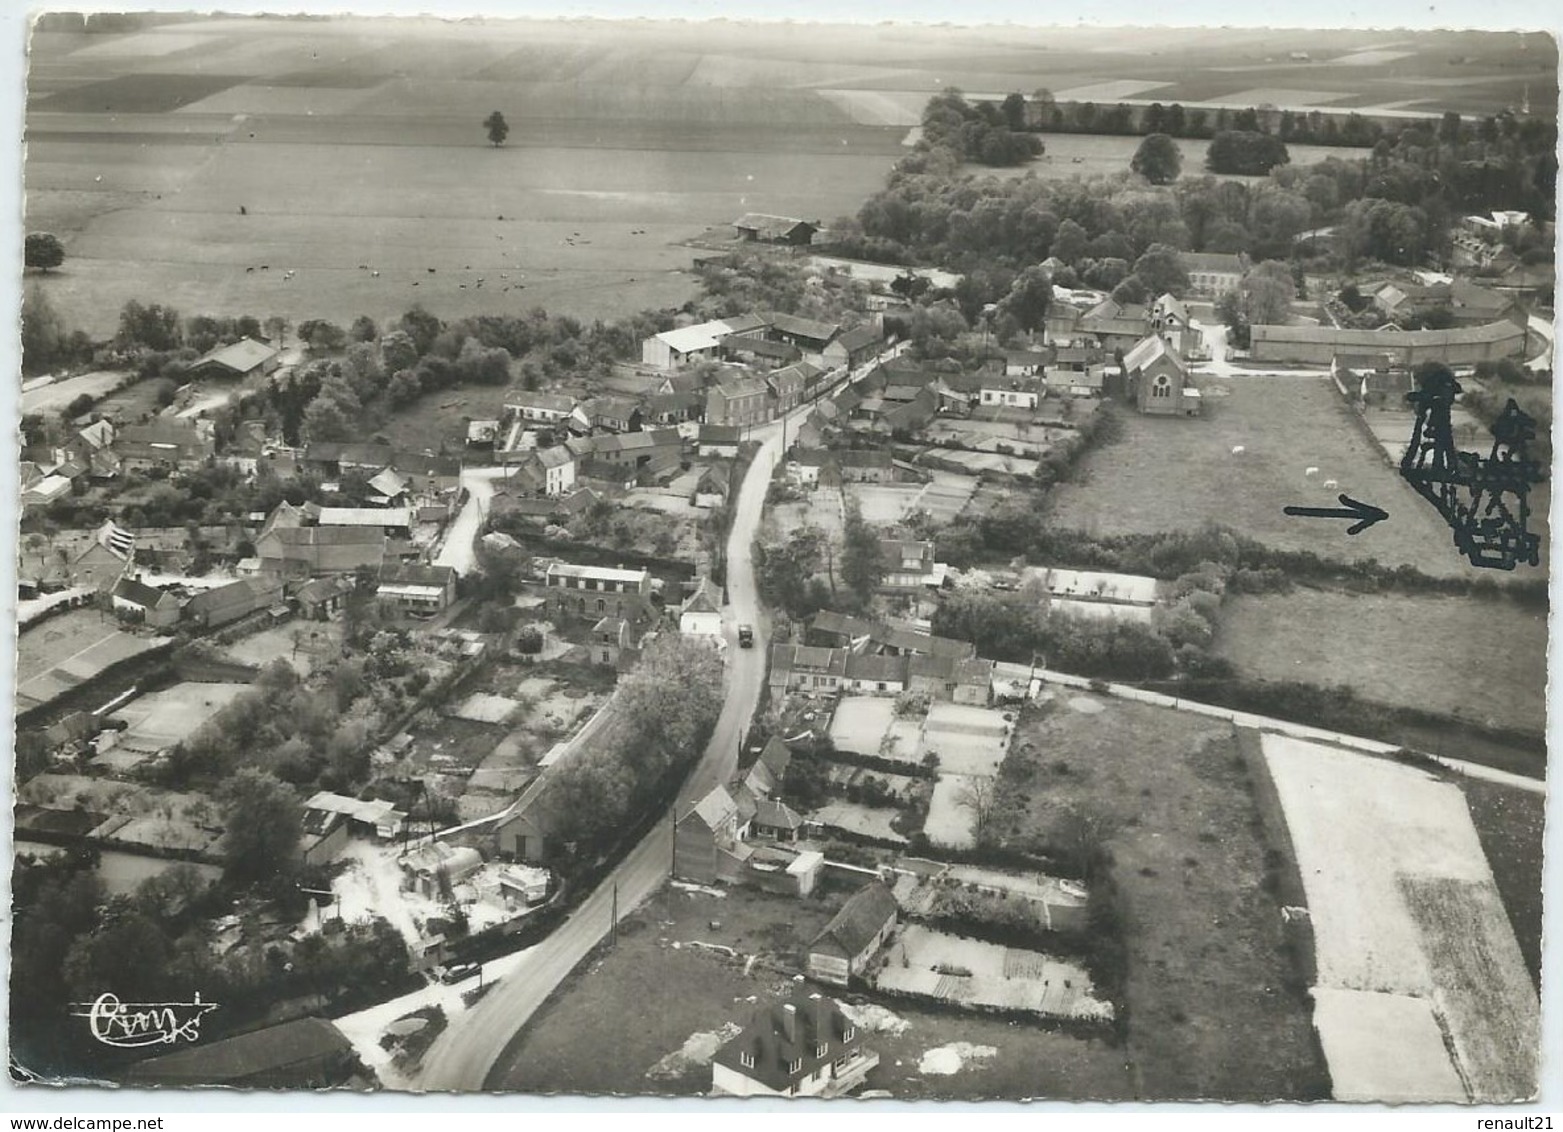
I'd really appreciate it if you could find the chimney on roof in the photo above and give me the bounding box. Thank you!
[781,1003,798,1043]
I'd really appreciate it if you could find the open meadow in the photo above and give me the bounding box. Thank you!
[26,20,1554,338]
[995,696,1328,1100]
[1048,377,1523,578]
[1215,588,1548,737]
[1261,735,1538,1101]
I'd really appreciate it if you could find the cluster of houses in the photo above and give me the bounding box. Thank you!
[770,610,994,702]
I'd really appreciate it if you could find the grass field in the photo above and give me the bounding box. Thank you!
[1261,734,1538,1102]
[996,695,1327,1100]
[493,884,1133,1099]
[1048,377,1516,578]
[25,20,1553,339]
[1459,775,1545,987]
[1215,588,1548,736]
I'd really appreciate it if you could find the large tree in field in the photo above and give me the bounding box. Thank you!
[24,232,65,273]
[483,110,510,147]
[1130,133,1182,185]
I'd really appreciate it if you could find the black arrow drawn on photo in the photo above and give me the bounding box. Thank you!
[1282,494,1389,536]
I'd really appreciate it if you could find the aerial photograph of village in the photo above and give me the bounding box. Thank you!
[7,9,1556,1108]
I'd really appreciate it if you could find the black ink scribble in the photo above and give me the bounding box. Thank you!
[1283,494,1389,535]
[1400,366,1544,571]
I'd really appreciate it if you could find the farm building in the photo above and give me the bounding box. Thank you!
[69,520,136,591]
[698,424,742,458]
[763,312,840,364]
[314,507,415,535]
[123,1018,360,1089]
[188,336,280,380]
[807,879,899,986]
[1078,298,1152,354]
[590,428,682,476]
[114,420,214,472]
[906,653,993,704]
[507,390,578,424]
[111,576,183,628]
[835,449,893,483]
[643,318,749,370]
[710,989,879,1098]
[785,447,832,487]
[1248,320,1527,365]
[844,652,907,694]
[1001,347,1050,377]
[733,213,819,246]
[183,577,284,630]
[496,792,559,864]
[376,562,457,615]
[722,334,801,369]
[401,842,484,900]
[256,526,387,578]
[823,324,887,369]
[303,792,406,843]
[294,575,356,620]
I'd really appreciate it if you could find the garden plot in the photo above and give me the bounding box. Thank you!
[909,475,980,525]
[924,774,979,849]
[847,483,925,525]
[879,926,1112,1021]
[921,703,1011,776]
[1262,734,1538,1101]
[809,801,906,846]
[828,695,897,756]
[451,692,521,724]
[224,620,341,676]
[99,682,252,767]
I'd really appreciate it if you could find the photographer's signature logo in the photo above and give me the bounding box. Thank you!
[70,993,218,1048]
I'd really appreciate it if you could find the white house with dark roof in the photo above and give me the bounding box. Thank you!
[1180,251,1248,298]
[711,988,878,1098]
[679,577,724,638]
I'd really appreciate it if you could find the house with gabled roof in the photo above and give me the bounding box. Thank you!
[711,988,879,1098]
[507,390,578,424]
[673,784,753,884]
[183,576,285,629]
[743,737,792,799]
[679,577,723,638]
[189,336,281,380]
[256,525,387,578]
[706,374,773,428]
[823,323,886,370]
[768,644,848,694]
[111,576,183,628]
[123,1017,360,1089]
[70,520,135,591]
[844,652,908,694]
[733,214,819,246]
[115,420,214,472]
[807,879,899,986]
[377,562,457,616]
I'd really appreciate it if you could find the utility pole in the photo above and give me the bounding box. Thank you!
[670,807,677,877]
[610,882,618,948]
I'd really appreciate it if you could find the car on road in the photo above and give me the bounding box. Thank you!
[439,962,482,985]
[737,624,755,648]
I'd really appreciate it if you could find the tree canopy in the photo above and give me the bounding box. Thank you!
[484,110,510,147]
[25,232,65,272]
[1206,130,1290,176]
[1130,133,1182,185]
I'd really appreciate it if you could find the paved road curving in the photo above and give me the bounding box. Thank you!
[411,394,815,1092]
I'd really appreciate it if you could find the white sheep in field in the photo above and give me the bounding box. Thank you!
[1323,479,1339,489]
[1231,445,1246,455]
[1305,466,1320,477]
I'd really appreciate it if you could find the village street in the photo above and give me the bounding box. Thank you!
[407,350,896,1092]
